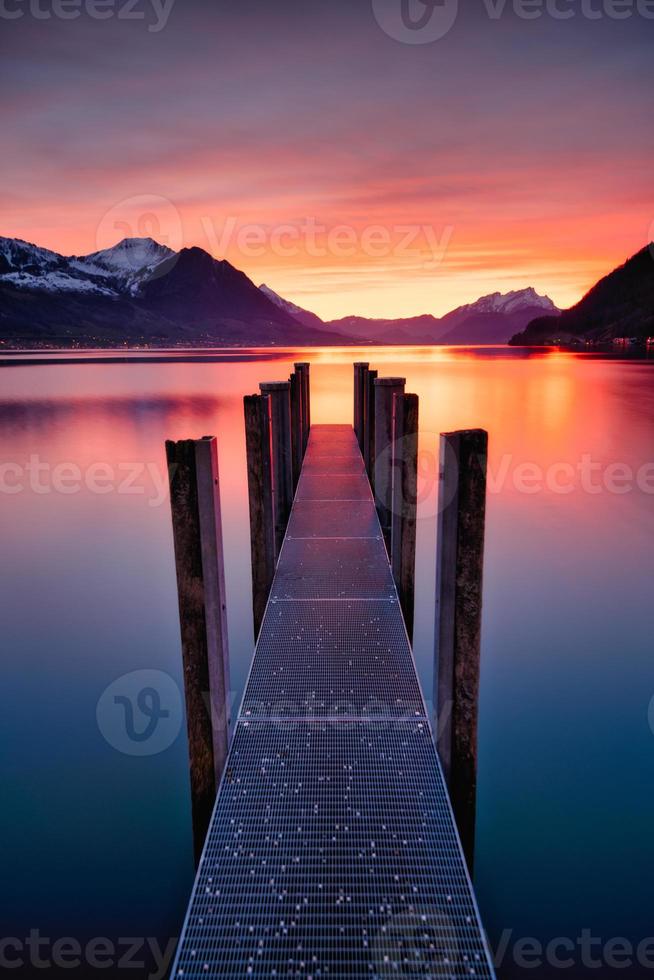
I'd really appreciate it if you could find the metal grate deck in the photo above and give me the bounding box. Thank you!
[272,538,395,600]
[241,600,424,720]
[171,425,496,979]
[287,500,379,539]
[301,456,366,475]
[296,472,372,502]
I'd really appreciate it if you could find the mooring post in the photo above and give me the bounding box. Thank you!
[289,371,303,488]
[165,435,230,866]
[434,428,488,873]
[244,395,276,638]
[373,377,406,550]
[364,368,378,479]
[294,361,310,454]
[353,362,369,452]
[391,392,419,641]
[293,362,310,451]
[260,381,294,556]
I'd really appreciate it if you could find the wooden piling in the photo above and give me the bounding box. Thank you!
[260,381,294,556]
[295,362,311,451]
[390,392,419,641]
[353,362,369,452]
[364,368,378,479]
[165,435,230,865]
[434,428,488,873]
[244,395,276,638]
[373,377,406,550]
[289,371,303,488]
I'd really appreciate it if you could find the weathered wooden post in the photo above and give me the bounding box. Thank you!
[260,381,294,556]
[353,362,369,452]
[391,392,419,641]
[434,428,488,873]
[294,361,310,454]
[244,394,276,638]
[295,362,311,451]
[373,377,406,550]
[165,435,230,865]
[289,371,303,488]
[364,368,378,478]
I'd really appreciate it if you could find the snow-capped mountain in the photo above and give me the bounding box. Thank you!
[260,283,305,317]
[0,237,120,295]
[434,286,560,344]
[259,283,325,331]
[0,236,173,298]
[0,237,62,274]
[70,238,174,294]
[450,287,557,318]
[0,235,347,348]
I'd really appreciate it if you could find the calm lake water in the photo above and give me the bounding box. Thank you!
[1,347,653,979]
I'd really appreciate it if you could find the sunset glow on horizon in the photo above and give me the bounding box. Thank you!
[2,1,653,319]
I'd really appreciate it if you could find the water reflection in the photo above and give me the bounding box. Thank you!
[1,348,653,979]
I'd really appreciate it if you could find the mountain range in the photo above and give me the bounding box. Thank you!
[259,283,557,345]
[1,234,650,348]
[509,245,654,344]
[0,237,342,347]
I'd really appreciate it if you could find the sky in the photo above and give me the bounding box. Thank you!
[1,0,653,319]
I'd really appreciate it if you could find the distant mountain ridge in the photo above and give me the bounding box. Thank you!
[8,232,645,350]
[510,246,654,344]
[259,282,558,345]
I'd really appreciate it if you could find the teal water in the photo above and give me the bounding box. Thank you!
[1,348,653,978]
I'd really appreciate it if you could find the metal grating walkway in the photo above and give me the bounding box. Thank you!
[172,425,496,979]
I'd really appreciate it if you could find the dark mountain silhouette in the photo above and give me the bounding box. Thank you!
[325,314,444,343]
[510,246,654,345]
[139,247,329,342]
[0,238,347,347]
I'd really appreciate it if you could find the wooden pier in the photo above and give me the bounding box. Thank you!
[169,420,495,978]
